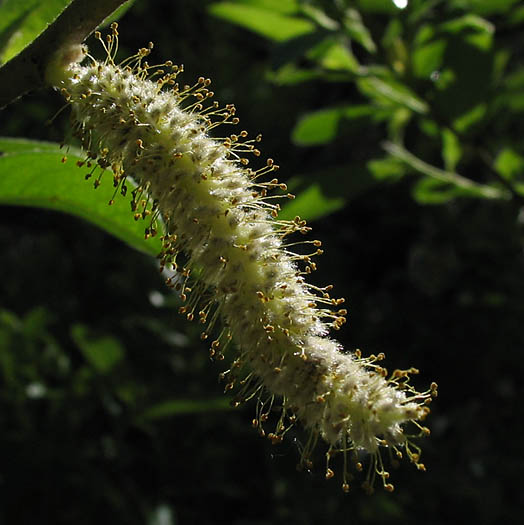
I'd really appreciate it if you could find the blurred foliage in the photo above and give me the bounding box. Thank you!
[1,0,524,523]
[210,0,524,209]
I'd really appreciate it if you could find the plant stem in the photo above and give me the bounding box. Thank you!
[0,0,129,110]
[382,140,511,200]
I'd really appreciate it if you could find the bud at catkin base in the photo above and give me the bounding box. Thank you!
[46,24,437,493]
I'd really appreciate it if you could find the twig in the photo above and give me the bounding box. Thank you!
[0,0,129,109]
[382,140,510,201]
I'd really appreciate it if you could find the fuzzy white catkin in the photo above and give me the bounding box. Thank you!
[46,26,436,492]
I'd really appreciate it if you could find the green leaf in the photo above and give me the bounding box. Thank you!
[0,138,162,256]
[494,148,524,180]
[0,0,72,64]
[441,128,462,171]
[292,108,342,146]
[408,0,441,24]
[411,25,446,79]
[424,15,494,127]
[440,14,494,51]
[357,76,429,114]
[419,118,440,138]
[208,2,315,42]
[138,398,232,421]
[452,103,487,133]
[300,4,339,31]
[412,177,463,204]
[292,105,376,146]
[367,157,407,181]
[280,182,345,221]
[342,8,376,54]
[98,0,136,27]
[268,63,322,85]
[0,0,38,61]
[280,164,378,222]
[388,107,412,142]
[412,175,501,204]
[71,324,125,374]
[307,36,360,73]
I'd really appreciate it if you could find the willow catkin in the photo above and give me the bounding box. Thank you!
[45,24,437,493]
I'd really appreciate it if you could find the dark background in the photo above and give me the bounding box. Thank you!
[1,0,523,523]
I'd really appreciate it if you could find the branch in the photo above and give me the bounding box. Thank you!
[0,0,129,109]
[382,141,511,201]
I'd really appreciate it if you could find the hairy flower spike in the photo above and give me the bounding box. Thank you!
[46,24,437,491]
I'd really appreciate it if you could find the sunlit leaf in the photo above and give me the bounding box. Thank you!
[308,36,360,72]
[292,105,376,146]
[292,108,342,146]
[280,183,345,221]
[0,138,162,256]
[412,177,465,204]
[280,164,377,222]
[0,0,38,61]
[357,76,429,113]
[208,2,314,42]
[0,0,72,64]
[267,63,322,85]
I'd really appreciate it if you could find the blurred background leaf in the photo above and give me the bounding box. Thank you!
[208,1,314,41]
[71,324,125,374]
